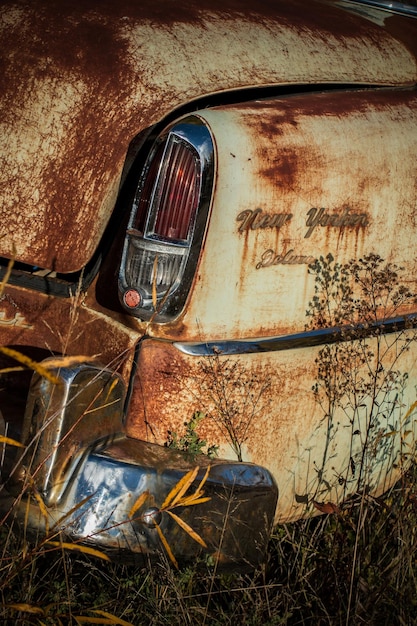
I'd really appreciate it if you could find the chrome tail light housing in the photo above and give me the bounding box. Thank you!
[119,116,214,321]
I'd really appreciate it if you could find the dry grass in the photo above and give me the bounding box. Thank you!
[1,462,417,625]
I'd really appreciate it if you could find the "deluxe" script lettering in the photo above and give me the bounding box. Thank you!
[256,249,316,269]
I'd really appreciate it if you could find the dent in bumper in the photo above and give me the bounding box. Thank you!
[3,437,277,568]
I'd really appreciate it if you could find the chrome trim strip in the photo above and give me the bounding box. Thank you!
[174,315,417,356]
[347,0,417,17]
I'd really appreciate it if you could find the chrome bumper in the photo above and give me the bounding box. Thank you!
[1,360,278,568]
[55,437,276,566]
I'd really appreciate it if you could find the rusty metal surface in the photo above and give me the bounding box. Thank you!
[126,335,417,523]
[1,0,416,273]
[0,283,139,379]
[143,89,417,342]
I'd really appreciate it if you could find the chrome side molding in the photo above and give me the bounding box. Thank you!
[174,315,417,356]
[347,0,417,17]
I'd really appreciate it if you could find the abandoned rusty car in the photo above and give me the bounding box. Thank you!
[1,0,417,567]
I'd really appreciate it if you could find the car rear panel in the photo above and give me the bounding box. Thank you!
[144,89,417,340]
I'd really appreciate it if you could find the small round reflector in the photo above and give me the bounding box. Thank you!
[123,289,141,309]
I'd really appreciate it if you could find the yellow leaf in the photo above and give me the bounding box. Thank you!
[175,495,211,507]
[129,490,150,518]
[0,252,14,298]
[0,435,24,448]
[6,603,44,614]
[166,510,208,548]
[196,465,211,492]
[0,366,25,374]
[0,347,61,385]
[46,541,110,561]
[33,490,49,536]
[402,400,417,424]
[155,522,178,569]
[45,355,99,369]
[105,378,119,401]
[161,466,199,510]
[91,610,135,626]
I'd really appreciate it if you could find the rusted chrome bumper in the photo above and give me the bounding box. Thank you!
[0,361,278,568]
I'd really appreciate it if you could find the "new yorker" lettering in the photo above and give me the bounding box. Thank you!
[236,207,369,238]
[236,208,292,232]
[304,207,369,238]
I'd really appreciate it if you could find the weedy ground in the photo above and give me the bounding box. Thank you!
[1,463,417,626]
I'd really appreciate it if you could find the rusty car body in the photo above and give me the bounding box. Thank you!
[1,0,417,567]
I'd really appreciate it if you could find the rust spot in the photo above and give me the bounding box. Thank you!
[0,4,138,272]
[259,146,301,190]
[242,89,417,209]
[125,338,320,479]
[242,89,417,130]
[126,339,200,443]
[0,284,138,380]
[7,0,405,39]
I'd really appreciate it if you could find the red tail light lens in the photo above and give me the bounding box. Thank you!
[142,136,200,243]
[152,139,200,241]
[119,116,214,322]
